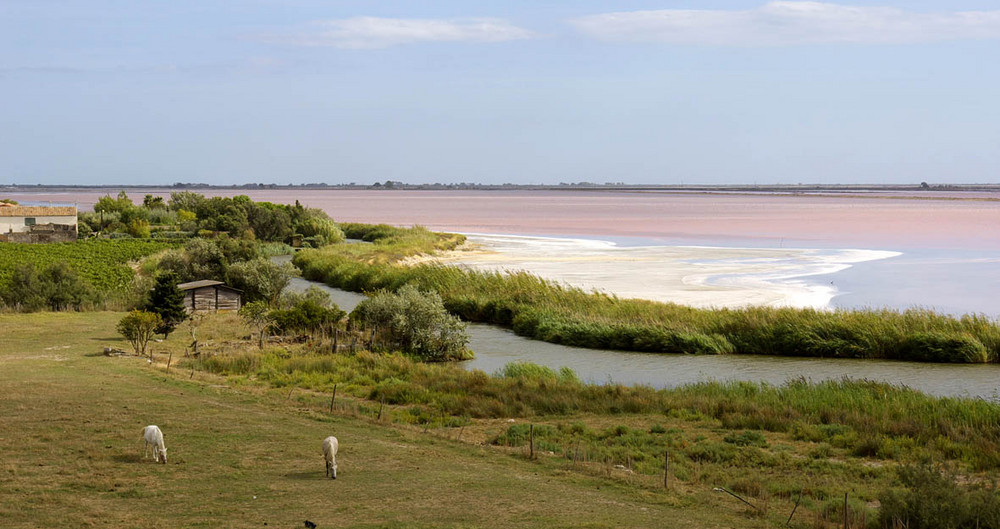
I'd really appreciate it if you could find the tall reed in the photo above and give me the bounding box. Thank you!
[294,224,1000,363]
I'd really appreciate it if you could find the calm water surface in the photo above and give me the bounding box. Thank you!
[287,275,1000,400]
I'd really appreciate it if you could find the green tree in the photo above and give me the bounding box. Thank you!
[168,191,207,213]
[144,272,188,339]
[38,262,94,311]
[117,310,163,358]
[226,258,293,305]
[239,301,274,349]
[350,284,470,361]
[2,263,45,311]
[183,238,227,280]
[143,194,166,209]
[94,191,134,213]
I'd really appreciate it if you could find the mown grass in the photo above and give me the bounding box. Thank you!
[294,224,1000,363]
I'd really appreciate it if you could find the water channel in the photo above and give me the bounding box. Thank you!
[284,274,1000,401]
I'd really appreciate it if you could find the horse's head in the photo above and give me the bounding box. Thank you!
[159,447,168,464]
[326,459,337,479]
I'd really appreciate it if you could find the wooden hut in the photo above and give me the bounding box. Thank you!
[177,280,243,313]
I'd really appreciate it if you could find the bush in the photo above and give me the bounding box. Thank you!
[270,300,345,336]
[0,262,95,311]
[225,258,294,305]
[350,284,470,361]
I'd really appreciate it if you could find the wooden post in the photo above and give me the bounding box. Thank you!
[457,425,465,442]
[786,492,802,526]
[529,424,534,460]
[377,396,384,421]
[329,384,337,413]
[663,450,670,488]
[843,492,848,529]
[287,386,295,400]
[333,330,339,353]
[166,352,173,372]
[190,363,195,379]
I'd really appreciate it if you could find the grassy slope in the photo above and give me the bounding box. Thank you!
[0,312,762,529]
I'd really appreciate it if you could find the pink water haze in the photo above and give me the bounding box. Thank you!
[15,189,997,251]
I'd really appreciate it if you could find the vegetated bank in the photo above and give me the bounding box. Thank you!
[294,223,1000,363]
[188,320,1000,528]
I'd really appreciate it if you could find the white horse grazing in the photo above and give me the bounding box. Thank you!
[143,425,168,464]
[322,436,338,479]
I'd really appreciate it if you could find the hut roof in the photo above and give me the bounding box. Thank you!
[177,280,243,292]
[0,206,77,217]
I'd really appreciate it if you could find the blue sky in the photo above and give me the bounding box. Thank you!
[2,1,998,185]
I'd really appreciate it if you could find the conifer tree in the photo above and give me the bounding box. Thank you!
[145,272,188,339]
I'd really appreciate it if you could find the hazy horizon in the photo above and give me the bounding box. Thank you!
[3,1,999,186]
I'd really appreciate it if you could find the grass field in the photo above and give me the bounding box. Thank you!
[1,312,785,529]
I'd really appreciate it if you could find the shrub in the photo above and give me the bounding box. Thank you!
[117,310,162,358]
[350,284,470,361]
[225,258,294,305]
[0,262,95,311]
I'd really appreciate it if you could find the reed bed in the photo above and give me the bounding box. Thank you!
[195,348,1000,471]
[294,224,1000,364]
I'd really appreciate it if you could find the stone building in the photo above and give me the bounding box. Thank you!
[0,204,78,243]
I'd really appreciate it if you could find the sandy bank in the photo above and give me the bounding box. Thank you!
[410,234,900,310]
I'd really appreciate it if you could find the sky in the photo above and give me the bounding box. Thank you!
[1,1,998,186]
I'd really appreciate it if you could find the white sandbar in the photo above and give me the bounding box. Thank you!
[421,234,901,310]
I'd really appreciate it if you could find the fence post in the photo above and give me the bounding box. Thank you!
[664,450,669,488]
[529,424,535,459]
[329,384,337,413]
[377,396,385,421]
[166,351,172,372]
[843,492,848,529]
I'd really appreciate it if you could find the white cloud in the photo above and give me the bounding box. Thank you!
[265,17,537,49]
[568,2,1000,46]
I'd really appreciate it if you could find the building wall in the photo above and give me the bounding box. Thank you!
[184,287,242,313]
[0,215,78,234]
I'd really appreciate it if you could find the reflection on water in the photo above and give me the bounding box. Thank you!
[286,275,1000,400]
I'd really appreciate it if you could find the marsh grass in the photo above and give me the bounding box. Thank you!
[294,224,1000,363]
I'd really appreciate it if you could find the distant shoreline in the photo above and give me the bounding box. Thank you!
[4,182,1000,201]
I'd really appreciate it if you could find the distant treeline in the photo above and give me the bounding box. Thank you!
[294,224,1000,364]
[79,191,343,246]
[8,182,1000,193]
